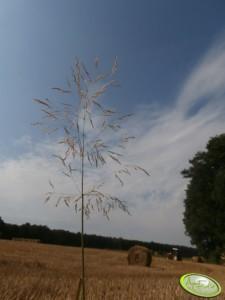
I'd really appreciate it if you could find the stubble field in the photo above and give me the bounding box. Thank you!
[0,240,224,300]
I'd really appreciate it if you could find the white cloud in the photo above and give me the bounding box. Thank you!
[1,36,225,247]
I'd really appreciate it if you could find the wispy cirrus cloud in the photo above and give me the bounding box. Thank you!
[1,36,225,246]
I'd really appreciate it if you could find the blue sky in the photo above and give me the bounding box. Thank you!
[1,1,225,246]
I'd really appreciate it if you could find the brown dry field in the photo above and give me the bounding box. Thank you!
[0,239,224,300]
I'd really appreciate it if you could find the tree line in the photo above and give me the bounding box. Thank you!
[0,217,197,257]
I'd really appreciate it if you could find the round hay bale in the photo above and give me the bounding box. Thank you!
[127,245,152,267]
[192,256,204,263]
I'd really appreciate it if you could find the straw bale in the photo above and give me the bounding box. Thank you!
[127,245,152,267]
[192,256,204,263]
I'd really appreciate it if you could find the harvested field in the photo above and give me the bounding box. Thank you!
[0,240,224,299]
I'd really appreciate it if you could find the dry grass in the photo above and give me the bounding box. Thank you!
[0,240,224,299]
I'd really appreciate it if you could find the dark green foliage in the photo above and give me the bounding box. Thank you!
[0,217,5,238]
[181,134,225,263]
[0,217,197,257]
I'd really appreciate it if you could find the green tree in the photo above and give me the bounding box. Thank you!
[181,134,225,263]
[0,217,4,238]
[33,57,149,299]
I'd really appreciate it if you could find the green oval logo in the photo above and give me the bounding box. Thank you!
[180,273,222,298]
